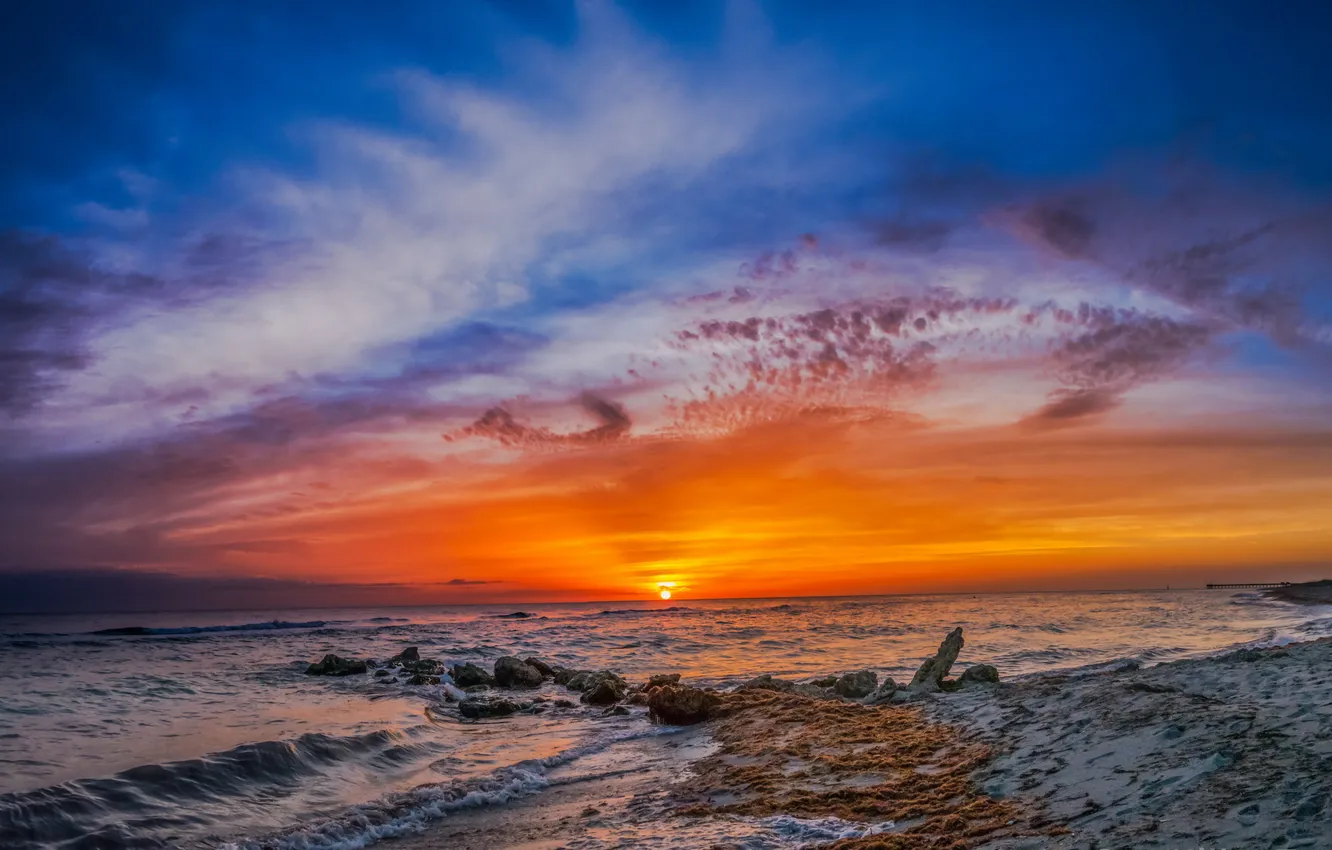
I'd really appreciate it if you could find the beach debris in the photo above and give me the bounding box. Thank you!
[909,626,964,692]
[648,684,722,725]
[450,662,496,688]
[304,654,367,676]
[458,697,520,719]
[834,670,878,698]
[524,656,556,678]
[579,671,629,705]
[494,656,544,688]
[959,663,1000,686]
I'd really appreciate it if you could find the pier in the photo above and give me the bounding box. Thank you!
[1205,582,1291,589]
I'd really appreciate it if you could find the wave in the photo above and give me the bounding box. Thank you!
[0,728,443,850]
[88,620,333,637]
[592,606,695,617]
[220,726,671,850]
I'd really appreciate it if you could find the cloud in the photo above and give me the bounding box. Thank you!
[445,391,631,448]
[441,578,499,586]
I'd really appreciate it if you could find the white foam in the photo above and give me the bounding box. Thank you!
[755,814,896,842]
[222,725,671,850]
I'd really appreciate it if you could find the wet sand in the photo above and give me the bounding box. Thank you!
[395,639,1332,849]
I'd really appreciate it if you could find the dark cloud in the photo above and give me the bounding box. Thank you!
[0,569,500,614]
[1024,308,1212,426]
[445,392,632,449]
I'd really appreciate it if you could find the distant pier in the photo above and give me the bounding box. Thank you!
[1206,582,1292,589]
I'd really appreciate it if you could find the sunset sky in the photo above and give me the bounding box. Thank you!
[3,1,1331,611]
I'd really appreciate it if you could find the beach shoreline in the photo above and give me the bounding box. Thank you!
[381,636,1332,850]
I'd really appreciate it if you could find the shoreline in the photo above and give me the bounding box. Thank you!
[381,635,1332,850]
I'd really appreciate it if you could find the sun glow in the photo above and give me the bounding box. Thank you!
[660,589,672,600]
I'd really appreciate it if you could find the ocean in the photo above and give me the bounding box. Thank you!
[2,589,1329,850]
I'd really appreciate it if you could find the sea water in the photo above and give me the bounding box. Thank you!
[1,590,1328,849]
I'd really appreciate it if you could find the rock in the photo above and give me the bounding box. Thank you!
[464,684,490,693]
[809,676,839,689]
[627,691,650,706]
[407,673,440,685]
[494,656,544,689]
[556,668,588,687]
[375,668,391,677]
[867,678,900,704]
[524,657,556,678]
[580,672,628,706]
[450,662,496,688]
[459,698,520,719]
[647,684,721,725]
[738,674,796,692]
[792,683,830,699]
[834,670,878,698]
[909,627,964,692]
[958,664,999,686]
[564,670,600,692]
[603,705,631,717]
[304,654,367,676]
[401,659,444,676]
[497,611,534,619]
[644,673,681,689]
[390,647,421,663]
[554,698,576,708]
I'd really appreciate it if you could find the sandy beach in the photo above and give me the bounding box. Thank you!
[382,635,1332,850]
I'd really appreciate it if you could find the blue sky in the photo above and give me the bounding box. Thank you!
[2,1,1331,610]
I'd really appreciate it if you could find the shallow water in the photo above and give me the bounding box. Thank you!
[1,590,1328,849]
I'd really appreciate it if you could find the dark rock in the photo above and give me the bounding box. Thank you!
[497,611,534,619]
[739,674,796,692]
[580,672,628,706]
[304,654,368,676]
[909,627,964,692]
[564,671,598,691]
[402,659,444,676]
[554,668,587,687]
[464,684,491,694]
[867,678,900,704]
[603,705,631,717]
[459,698,520,719]
[958,664,1000,686]
[494,656,544,689]
[375,669,391,678]
[834,670,878,698]
[644,673,681,689]
[627,691,650,706]
[450,662,496,688]
[809,676,839,689]
[407,673,440,686]
[554,699,576,708]
[648,684,722,725]
[524,657,556,678]
[391,647,421,663]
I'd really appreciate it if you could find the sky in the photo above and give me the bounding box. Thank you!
[2,0,1331,612]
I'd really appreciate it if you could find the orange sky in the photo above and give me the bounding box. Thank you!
[162,407,1332,601]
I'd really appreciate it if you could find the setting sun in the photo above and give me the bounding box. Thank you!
[659,589,671,600]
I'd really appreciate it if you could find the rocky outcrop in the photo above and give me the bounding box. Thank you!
[389,647,420,664]
[647,684,721,725]
[909,627,964,692]
[305,654,367,676]
[579,672,628,705]
[401,658,444,676]
[450,662,496,688]
[524,657,556,678]
[407,673,440,685]
[459,697,520,719]
[644,673,681,689]
[809,676,839,689]
[867,677,901,704]
[958,663,999,686]
[737,674,829,699]
[834,670,878,698]
[494,656,544,688]
[555,668,588,687]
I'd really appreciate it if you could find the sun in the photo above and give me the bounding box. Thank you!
[659,589,672,600]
